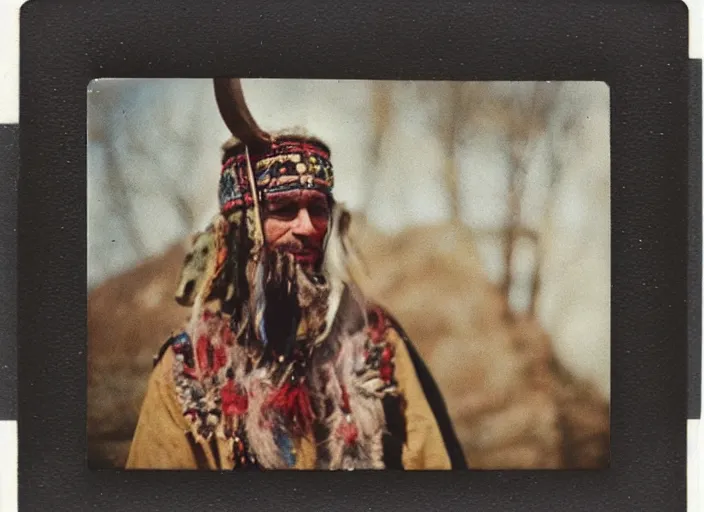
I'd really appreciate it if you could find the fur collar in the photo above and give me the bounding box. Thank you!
[168,292,399,470]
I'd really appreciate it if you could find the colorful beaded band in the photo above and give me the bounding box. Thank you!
[218,138,335,214]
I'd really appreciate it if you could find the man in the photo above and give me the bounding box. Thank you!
[126,79,466,470]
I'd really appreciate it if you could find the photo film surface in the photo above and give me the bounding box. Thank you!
[87,79,611,472]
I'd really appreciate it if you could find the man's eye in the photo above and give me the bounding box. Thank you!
[269,204,298,218]
[309,203,329,218]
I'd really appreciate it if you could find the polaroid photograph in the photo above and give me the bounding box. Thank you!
[86,78,610,471]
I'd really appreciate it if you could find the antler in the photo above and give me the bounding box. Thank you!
[213,78,272,149]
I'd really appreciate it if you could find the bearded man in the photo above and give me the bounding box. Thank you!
[126,79,466,470]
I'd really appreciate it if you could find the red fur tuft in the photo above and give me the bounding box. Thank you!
[268,381,315,434]
[221,380,249,416]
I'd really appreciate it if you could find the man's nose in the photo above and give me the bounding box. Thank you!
[292,208,316,236]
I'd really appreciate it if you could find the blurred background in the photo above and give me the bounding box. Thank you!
[87,79,610,469]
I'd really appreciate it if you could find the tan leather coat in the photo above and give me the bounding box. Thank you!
[126,327,451,470]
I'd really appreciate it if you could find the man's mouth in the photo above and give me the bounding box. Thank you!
[292,250,319,264]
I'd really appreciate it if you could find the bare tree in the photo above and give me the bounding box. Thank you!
[442,82,465,223]
[367,81,393,213]
[89,84,149,257]
[89,82,210,276]
[498,83,563,317]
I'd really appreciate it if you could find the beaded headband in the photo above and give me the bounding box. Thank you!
[218,136,335,214]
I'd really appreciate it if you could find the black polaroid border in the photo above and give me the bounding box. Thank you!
[0,124,18,422]
[18,0,689,510]
[689,59,702,420]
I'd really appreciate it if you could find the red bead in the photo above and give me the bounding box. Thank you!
[380,364,393,382]
[381,346,393,364]
[196,335,210,372]
[340,385,351,413]
[213,345,228,373]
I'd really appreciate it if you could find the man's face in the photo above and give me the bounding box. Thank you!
[262,189,330,266]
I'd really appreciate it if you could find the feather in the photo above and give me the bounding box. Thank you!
[252,252,269,347]
[243,370,286,468]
